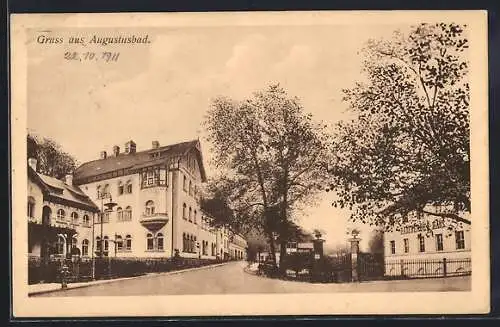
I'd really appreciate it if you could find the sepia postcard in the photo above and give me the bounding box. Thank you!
[10,11,489,317]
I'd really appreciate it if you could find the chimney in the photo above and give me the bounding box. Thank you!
[28,158,37,171]
[152,141,160,149]
[65,173,73,186]
[125,140,136,154]
[100,151,107,159]
[113,145,120,157]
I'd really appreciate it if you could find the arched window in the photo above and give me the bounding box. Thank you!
[71,212,79,224]
[194,210,197,224]
[124,206,132,221]
[145,200,155,216]
[147,233,154,250]
[57,209,65,221]
[56,235,65,255]
[126,180,132,194]
[103,184,110,197]
[103,236,109,253]
[125,235,132,250]
[96,185,101,199]
[116,235,123,251]
[183,175,187,191]
[189,180,192,195]
[183,203,187,219]
[96,236,102,252]
[116,207,123,221]
[27,196,35,218]
[82,239,89,256]
[83,214,90,226]
[118,181,124,195]
[157,233,164,251]
[189,207,192,222]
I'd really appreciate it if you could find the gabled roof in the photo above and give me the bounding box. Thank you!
[73,139,207,184]
[28,165,99,212]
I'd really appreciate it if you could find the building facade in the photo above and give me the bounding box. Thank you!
[383,209,471,277]
[27,158,99,261]
[70,139,246,260]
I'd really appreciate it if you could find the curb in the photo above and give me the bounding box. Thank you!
[29,262,231,296]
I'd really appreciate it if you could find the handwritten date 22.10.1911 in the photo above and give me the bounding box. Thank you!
[64,52,120,62]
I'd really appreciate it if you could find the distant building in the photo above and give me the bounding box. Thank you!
[27,158,99,261]
[383,208,471,277]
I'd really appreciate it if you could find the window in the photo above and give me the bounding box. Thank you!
[96,236,102,252]
[125,235,132,250]
[455,231,465,250]
[28,197,35,218]
[189,207,192,222]
[71,212,79,224]
[103,236,109,253]
[418,234,425,252]
[147,233,154,250]
[82,239,89,256]
[116,235,123,251]
[183,203,187,219]
[390,240,396,254]
[145,200,155,216]
[194,236,197,253]
[56,236,65,255]
[189,180,192,196]
[147,171,155,186]
[183,175,187,191]
[436,234,444,251]
[403,238,409,253]
[194,210,197,224]
[122,206,132,221]
[159,169,167,185]
[202,241,207,255]
[157,233,164,251]
[126,181,132,194]
[103,184,110,197]
[118,181,124,195]
[56,209,65,221]
[116,207,123,221]
[102,211,110,223]
[83,214,90,226]
[96,185,101,199]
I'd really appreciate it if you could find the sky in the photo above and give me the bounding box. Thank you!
[27,23,407,250]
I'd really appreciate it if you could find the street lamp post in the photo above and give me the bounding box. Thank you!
[92,193,117,280]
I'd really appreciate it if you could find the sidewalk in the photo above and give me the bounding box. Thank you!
[28,262,229,296]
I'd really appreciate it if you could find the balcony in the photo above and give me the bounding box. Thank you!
[140,212,169,232]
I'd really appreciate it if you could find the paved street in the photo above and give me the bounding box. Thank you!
[33,261,471,297]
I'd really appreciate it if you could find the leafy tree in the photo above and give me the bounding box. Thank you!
[27,134,78,179]
[328,23,470,232]
[204,84,330,267]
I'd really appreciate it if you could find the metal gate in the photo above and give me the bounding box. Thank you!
[357,252,384,281]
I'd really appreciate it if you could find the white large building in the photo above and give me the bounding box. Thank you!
[69,139,246,260]
[383,209,471,277]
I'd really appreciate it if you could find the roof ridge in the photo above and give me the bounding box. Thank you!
[75,138,200,169]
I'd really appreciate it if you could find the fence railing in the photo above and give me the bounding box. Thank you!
[384,258,471,279]
[28,256,223,285]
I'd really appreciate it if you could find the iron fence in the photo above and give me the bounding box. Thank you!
[384,257,471,279]
[28,256,221,284]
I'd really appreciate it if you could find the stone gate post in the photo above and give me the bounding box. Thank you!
[349,237,361,282]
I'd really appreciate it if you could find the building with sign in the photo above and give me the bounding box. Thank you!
[383,208,471,277]
[71,139,246,260]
